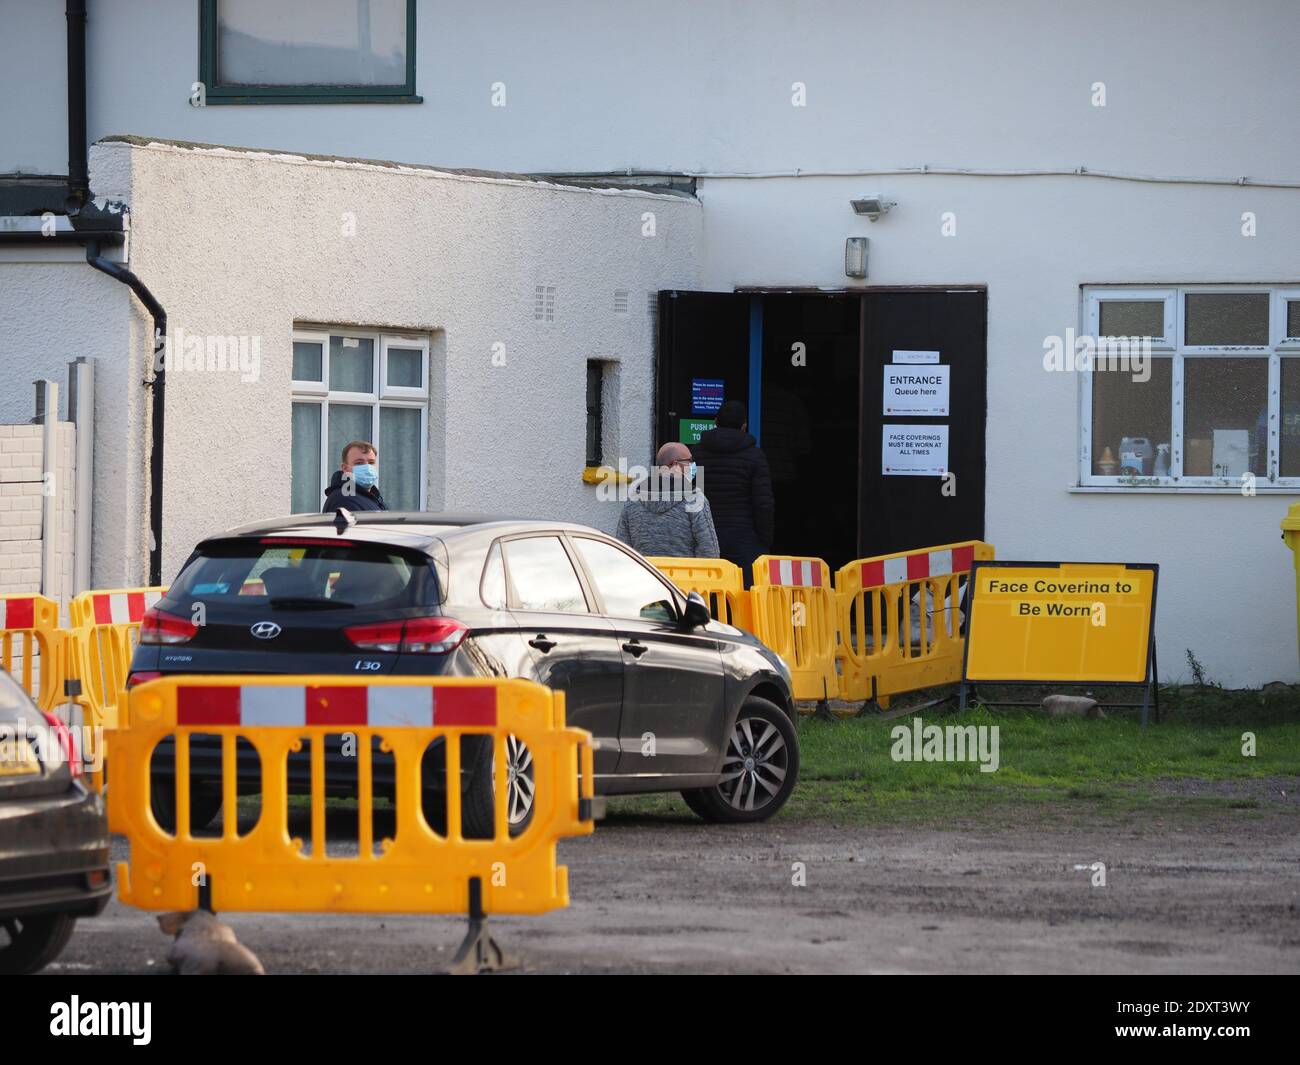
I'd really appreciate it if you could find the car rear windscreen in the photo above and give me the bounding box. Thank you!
[168,539,434,611]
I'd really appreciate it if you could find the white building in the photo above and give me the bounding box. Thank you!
[1,0,1298,686]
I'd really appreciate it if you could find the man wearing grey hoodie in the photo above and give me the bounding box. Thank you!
[616,443,720,558]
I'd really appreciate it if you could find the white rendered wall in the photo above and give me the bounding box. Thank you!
[4,0,1295,180]
[95,139,700,582]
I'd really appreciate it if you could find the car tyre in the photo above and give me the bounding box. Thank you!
[0,913,77,975]
[681,696,798,823]
[150,780,223,834]
[461,734,535,840]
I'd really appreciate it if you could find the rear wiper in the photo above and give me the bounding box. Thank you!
[266,597,354,610]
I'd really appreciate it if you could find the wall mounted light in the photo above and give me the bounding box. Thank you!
[850,195,896,221]
[844,236,869,278]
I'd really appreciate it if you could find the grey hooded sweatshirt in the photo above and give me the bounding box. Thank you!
[616,495,719,559]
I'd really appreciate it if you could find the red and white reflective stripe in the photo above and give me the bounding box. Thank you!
[0,598,36,630]
[176,684,499,728]
[91,590,162,625]
[860,544,976,589]
[766,558,824,587]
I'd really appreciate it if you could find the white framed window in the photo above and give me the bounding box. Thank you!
[1079,286,1300,490]
[291,328,428,513]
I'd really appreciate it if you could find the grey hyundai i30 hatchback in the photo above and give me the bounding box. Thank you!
[129,512,799,836]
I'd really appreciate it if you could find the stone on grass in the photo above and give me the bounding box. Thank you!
[1041,694,1105,719]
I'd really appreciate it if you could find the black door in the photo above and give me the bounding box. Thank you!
[567,535,726,778]
[500,535,624,776]
[657,291,752,450]
[858,289,987,558]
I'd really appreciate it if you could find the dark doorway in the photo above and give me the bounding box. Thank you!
[656,289,986,571]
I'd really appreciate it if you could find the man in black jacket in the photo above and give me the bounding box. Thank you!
[690,400,774,582]
[322,439,389,512]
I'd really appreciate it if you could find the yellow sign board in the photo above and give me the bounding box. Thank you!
[963,561,1158,684]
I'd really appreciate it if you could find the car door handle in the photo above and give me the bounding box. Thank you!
[621,640,649,657]
[528,635,557,652]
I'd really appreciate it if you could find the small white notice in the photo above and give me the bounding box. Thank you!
[891,349,940,364]
[884,364,949,416]
[883,424,949,476]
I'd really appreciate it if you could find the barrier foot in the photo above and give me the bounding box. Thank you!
[855,699,884,717]
[448,877,515,975]
[813,699,837,722]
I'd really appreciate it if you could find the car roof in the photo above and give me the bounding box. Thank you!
[206,511,607,551]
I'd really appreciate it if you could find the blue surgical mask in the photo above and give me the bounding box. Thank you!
[688,462,697,481]
[351,463,378,489]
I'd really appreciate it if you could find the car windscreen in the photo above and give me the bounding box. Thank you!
[167,538,435,612]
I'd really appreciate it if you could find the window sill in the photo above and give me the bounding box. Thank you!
[203,93,423,106]
[1069,484,1300,494]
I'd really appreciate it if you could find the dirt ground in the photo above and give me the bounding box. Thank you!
[49,778,1300,975]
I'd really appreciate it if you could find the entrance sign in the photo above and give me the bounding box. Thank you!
[960,560,1160,723]
[892,349,940,364]
[882,424,948,476]
[884,364,949,415]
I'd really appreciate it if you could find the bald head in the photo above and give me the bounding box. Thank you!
[656,442,691,466]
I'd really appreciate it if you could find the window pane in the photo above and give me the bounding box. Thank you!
[1288,301,1300,339]
[386,346,422,388]
[1279,361,1300,476]
[481,542,507,609]
[1098,301,1164,339]
[573,538,677,623]
[586,362,603,465]
[330,335,375,393]
[1183,359,1268,476]
[1090,359,1172,476]
[1184,293,1269,346]
[291,402,321,512]
[503,537,588,614]
[216,0,408,87]
[327,403,373,477]
[293,340,323,382]
[378,406,422,510]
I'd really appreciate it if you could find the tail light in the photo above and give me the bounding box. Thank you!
[41,710,80,779]
[345,616,468,654]
[139,606,198,645]
[127,671,163,689]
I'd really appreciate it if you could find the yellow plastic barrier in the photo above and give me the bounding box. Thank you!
[0,593,66,711]
[1283,505,1300,669]
[836,540,994,708]
[750,555,838,707]
[107,675,594,923]
[647,556,753,632]
[66,586,167,730]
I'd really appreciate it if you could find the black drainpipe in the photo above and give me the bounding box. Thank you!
[85,243,166,586]
[70,0,166,585]
[66,0,89,212]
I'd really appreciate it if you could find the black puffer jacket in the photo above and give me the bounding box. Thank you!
[322,469,388,512]
[691,426,774,571]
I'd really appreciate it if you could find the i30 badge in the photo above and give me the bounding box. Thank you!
[250,621,282,640]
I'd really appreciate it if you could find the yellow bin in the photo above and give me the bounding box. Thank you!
[1283,504,1300,665]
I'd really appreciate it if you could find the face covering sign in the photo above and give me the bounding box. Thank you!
[882,425,949,476]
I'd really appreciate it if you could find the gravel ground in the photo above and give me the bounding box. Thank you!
[45,778,1300,975]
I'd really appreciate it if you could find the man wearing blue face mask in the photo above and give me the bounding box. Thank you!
[322,440,389,512]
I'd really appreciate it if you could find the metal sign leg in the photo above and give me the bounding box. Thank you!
[448,876,514,975]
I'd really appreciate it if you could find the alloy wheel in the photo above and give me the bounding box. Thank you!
[718,716,788,812]
[501,734,535,826]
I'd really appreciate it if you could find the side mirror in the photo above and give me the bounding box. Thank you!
[682,591,712,629]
